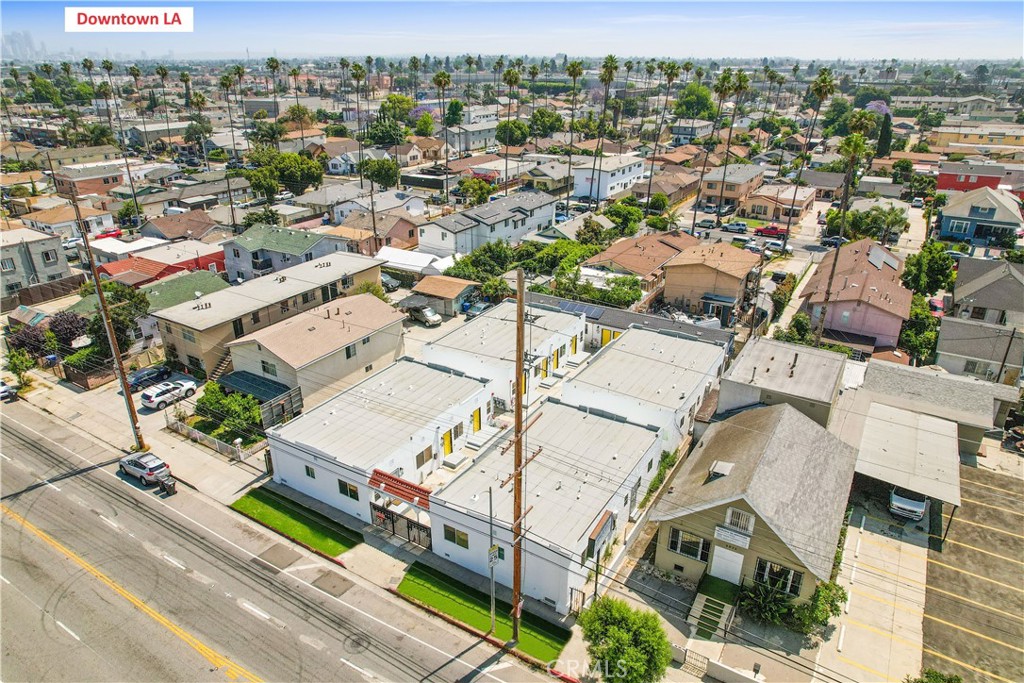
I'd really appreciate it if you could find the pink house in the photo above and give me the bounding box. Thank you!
[799,239,912,351]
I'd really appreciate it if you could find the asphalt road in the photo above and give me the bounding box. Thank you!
[0,403,546,683]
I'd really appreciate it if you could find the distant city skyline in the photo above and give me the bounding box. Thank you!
[2,1,1022,62]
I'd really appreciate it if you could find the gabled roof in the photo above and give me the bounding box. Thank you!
[23,204,110,225]
[141,210,218,240]
[412,275,477,300]
[700,164,765,184]
[428,192,556,234]
[800,239,912,319]
[800,170,846,190]
[98,256,185,284]
[941,187,1023,225]
[664,243,761,279]
[937,316,1024,366]
[227,224,327,256]
[141,270,230,311]
[952,258,1024,312]
[652,403,857,582]
[584,231,700,278]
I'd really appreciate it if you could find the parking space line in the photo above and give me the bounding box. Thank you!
[926,558,1024,592]
[845,618,1015,683]
[851,588,1024,653]
[959,477,1024,498]
[857,533,1023,566]
[961,496,1024,516]
[836,654,896,682]
[943,514,1024,539]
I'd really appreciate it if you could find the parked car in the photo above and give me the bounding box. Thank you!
[722,221,748,234]
[889,486,928,521]
[62,237,84,251]
[944,250,965,262]
[928,297,945,318]
[93,228,123,240]
[770,271,789,283]
[465,301,493,319]
[817,214,828,226]
[555,212,570,223]
[754,223,789,238]
[140,380,197,410]
[764,239,794,255]
[695,218,716,230]
[0,380,13,401]
[716,205,736,217]
[380,272,400,293]
[408,306,442,327]
[126,365,173,392]
[746,243,763,254]
[821,235,849,248]
[274,191,295,202]
[911,197,925,208]
[119,453,170,485]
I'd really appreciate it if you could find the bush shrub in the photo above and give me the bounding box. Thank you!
[789,582,847,635]
[739,581,793,625]
[62,346,104,373]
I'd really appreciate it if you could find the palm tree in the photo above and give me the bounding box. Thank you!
[564,60,584,204]
[492,56,505,119]
[60,61,72,80]
[713,70,749,223]
[681,61,694,86]
[179,71,191,109]
[500,68,520,196]
[689,69,733,235]
[814,132,867,345]
[100,59,128,148]
[643,61,679,216]
[154,65,172,154]
[350,63,366,187]
[407,56,420,97]
[266,57,281,125]
[868,203,907,246]
[528,63,540,111]
[641,61,656,123]
[40,63,54,80]
[338,58,350,93]
[126,65,148,153]
[96,81,115,132]
[219,74,240,228]
[364,56,374,96]
[190,90,211,171]
[432,70,453,198]
[587,55,618,201]
[232,64,247,137]
[288,67,306,147]
[81,58,96,91]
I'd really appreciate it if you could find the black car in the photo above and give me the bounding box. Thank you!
[127,365,173,392]
[770,271,789,283]
[380,273,400,292]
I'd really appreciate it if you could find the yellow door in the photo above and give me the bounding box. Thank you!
[601,328,613,346]
[571,335,578,355]
[442,429,453,455]
[472,408,481,432]
[613,331,622,340]
[553,348,560,369]
[541,357,548,378]
[521,371,528,396]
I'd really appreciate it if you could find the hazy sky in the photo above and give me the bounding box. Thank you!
[4,1,1023,61]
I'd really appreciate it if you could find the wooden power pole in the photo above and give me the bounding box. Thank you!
[512,267,525,643]
[47,155,147,452]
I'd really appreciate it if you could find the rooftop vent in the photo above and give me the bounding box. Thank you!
[708,460,734,480]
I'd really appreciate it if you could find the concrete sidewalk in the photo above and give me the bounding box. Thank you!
[14,368,266,504]
[767,260,818,337]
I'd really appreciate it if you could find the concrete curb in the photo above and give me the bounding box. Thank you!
[387,587,580,683]
[229,506,348,570]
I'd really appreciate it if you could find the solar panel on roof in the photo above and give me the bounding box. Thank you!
[556,300,605,320]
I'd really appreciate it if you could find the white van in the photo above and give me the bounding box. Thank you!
[164,206,189,216]
[890,486,928,521]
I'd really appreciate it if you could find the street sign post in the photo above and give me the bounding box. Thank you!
[488,544,500,568]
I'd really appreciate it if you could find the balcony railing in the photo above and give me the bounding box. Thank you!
[252,259,274,276]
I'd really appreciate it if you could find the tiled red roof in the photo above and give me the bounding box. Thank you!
[368,469,431,510]
[97,256,185,285]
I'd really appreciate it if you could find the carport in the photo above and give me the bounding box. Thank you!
[855,403,962,541]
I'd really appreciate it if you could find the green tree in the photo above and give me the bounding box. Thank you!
[352,280,389,302]
[495,119,529,146]
[577,596,671,683]
[5,347,36,386]
[876,113,893,157]
[576,217,605,245]
[901,241,955,296]
[673,81,715,119]
[414,112,435,137]
[602,275,644,307]
[444,99,464,127]
[363,119,406,147]
[117,200,141,225]
[789,582,847,635]
[359,158,400,190]
[378,93,416,124]
[528,108,564,137]
[242,207,282,228]
[648,193,669,213]
[272,152,324,195]
[79,281,149,358]
[900,294,940,364]
[904,669,962,683]
[481,276,513,300]
[603,202,644,233]
[242,167,280,200]
[457,177,496,206]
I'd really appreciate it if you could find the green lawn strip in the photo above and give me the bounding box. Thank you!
[697,575,740,604]
[694,625,716,639]
[230,487,362,556]
[700,602,725,618]
[397,562,569,663]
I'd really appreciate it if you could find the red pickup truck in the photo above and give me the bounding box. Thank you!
[754,223,789,237]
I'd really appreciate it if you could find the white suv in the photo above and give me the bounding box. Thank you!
[140,380,197,410]
[119,453,170,485]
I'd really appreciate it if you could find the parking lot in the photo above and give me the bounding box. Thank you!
[922,465,1024,683]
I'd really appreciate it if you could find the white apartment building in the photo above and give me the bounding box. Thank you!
[417,192,556,257]
[571,154,645,201]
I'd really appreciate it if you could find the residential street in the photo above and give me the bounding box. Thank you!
[0,402,546,683]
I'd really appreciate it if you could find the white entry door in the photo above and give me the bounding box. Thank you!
[709,546,744,585]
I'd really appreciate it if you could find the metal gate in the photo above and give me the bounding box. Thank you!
[568,586,588,615]
[371,503,432,549]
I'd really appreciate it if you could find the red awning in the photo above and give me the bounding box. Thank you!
[368,469,432,510]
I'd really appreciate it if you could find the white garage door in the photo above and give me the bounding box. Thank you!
[708,546,744,585]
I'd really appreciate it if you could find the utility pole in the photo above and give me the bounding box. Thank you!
[748,247,767,338]
[511,267,525,644]
[46,155,146,452]
[997,327,1018,382]
[488,486,496,635]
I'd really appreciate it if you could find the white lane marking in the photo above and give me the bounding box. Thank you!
[482,662,512,673]
[339,657,375,679]
[0,452,11,461]
[284,562,322,573]
[240,600,270,620]
[162,554,186,570]
[56,621,81,641]
[99,515,120,530]
[6,416,518,683]
[299,634,326,651]
[0,575,9,585]
[44,480,61,492]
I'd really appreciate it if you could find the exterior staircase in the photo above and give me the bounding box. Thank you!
[687,593,733,640]
[208,352,233,382]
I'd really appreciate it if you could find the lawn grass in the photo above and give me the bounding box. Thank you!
[397,562,570,663]
[697,574,740,605]
[230,487,362,556]
[186,415,264,448]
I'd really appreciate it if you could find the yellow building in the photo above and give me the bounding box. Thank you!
[153,253,383,378]
[651,404,856,603]
[926,124,1024,148]
[662,244,760,324]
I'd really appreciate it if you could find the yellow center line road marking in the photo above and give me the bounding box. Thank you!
[845,618,1016,683]
[836,654,896,682]
[856,560,1023,621]
[961,496,1024,516]
[851,588,1024,653]
[942,514,1024,539]
[959,477,1024,498]
[1,504,263,683]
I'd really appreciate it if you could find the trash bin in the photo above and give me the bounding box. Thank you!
[157,473,177,495]
[461,301,472,313]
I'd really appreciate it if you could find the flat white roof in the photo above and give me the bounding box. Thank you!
[724,336,847,405]
[855,403,961,506]
[268,360,487,470]
[134,239,222,265]
[154,252,382,329]
[435,400,660,552]
[93,237,168,255]
[569,327,723,409]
